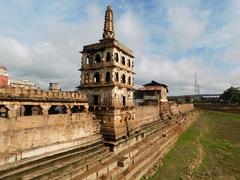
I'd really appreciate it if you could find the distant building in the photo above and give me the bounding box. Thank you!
[0,66,9,88]
[10,79,36,89]
[49,83,61,91]
[136,80,168,105]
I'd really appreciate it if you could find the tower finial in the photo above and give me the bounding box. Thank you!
[103,5,115,39]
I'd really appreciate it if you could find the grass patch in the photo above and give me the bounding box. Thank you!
[148,111,240,180]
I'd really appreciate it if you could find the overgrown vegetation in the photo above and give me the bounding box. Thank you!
[220,87,240,102]
[148,111,240,180]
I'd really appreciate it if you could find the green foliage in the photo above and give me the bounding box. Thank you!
[219,87,240,102]
[133,90,143,99]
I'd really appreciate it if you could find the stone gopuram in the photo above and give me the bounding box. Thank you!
[79,6,139,142]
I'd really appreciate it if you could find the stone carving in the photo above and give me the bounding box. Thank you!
[103,5,115,39]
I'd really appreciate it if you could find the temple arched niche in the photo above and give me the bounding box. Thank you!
[86,55,90,64]
[93,72,100,83]
[0,105,9,118]
[105,71,111,82]
[121,56,125,65]
[114,53,119,62]
[48,105,67,115]
[95,54,101,63]
[84,73,89,83]
[106,52,111,62]
[121,74,126,84]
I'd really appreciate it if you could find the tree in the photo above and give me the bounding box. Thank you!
[219,87,240,102]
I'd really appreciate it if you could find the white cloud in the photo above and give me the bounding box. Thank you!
[0,0,239,95]
[0,3,103,90]
[116,11,149,57]
[164,3,208,52]
[0,36,30,64]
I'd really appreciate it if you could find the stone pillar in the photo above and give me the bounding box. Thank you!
[41,105,50,116]
[6,105,19,119]
[66,105,72,115]
[84,103,89,112]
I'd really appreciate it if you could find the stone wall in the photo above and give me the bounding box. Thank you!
[0,86,87,101]
[0,112,99,166]
[136,105,159,127]
[170,103,194,115]
[195,103,240,114]
[136,103,194,127]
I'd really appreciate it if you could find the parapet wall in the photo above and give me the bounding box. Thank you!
[0,86,87,101]
[136,105,159,127]
[171,103,194,115]
[136,103,194,127]
[0,112,99,166]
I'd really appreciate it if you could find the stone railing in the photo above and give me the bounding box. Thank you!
[0,86,87,101]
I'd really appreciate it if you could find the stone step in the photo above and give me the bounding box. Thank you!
[120,116,194,180]
[0,134,103,174]
[0,145,106,180]
[59,150,113,180]
[22,147,111,180]
[0,137,105,179]
[127,134,179,180]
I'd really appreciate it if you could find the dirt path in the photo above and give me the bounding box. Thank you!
[186,138,204,179]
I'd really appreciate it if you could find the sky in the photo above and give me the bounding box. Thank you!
[0,0,239,95]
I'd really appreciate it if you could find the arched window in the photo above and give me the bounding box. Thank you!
[84,73,89,83]
[121,74,126,84]
[32,105,43,115]
[115,72,119,82]
[86,56,90,64]
[48,105,67,114]
[128,76,131,85]
[93,72,100,83]
[122,56,125,65]
[0,106,9,118]
[106,52,111,62]
[114,53,119,62]
[105,72,111,82]
[95,54,101,63]
[127,59,131,67]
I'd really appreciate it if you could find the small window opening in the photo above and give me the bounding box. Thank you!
[122,56,125,65]
[95,54,101,63]
[106,52,111,62]
[127,59,131,67]
[115,72,119,82]
[123,96,126,106]
[86,56,90,64]
[84,73,89,83]
[128,76,131,85]
[114,53,119,62]
[93,72,100,83]
[105,72,111,82]
[93,95,99,105]
[121,74,126,84]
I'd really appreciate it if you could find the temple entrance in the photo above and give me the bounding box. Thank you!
[93,95,99,105]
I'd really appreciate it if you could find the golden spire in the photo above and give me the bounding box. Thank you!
[103,5,115,39]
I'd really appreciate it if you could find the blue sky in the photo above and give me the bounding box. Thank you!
[0,0,239,95]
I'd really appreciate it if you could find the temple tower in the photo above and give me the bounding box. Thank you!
[79,6,139,141]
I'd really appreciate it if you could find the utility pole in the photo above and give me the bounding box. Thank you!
[194,72,198,97]
[194,73,200,99]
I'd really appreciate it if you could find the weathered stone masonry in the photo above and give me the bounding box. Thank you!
[0,5,197,180]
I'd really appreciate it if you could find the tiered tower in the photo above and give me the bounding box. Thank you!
[79,6,139,141]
